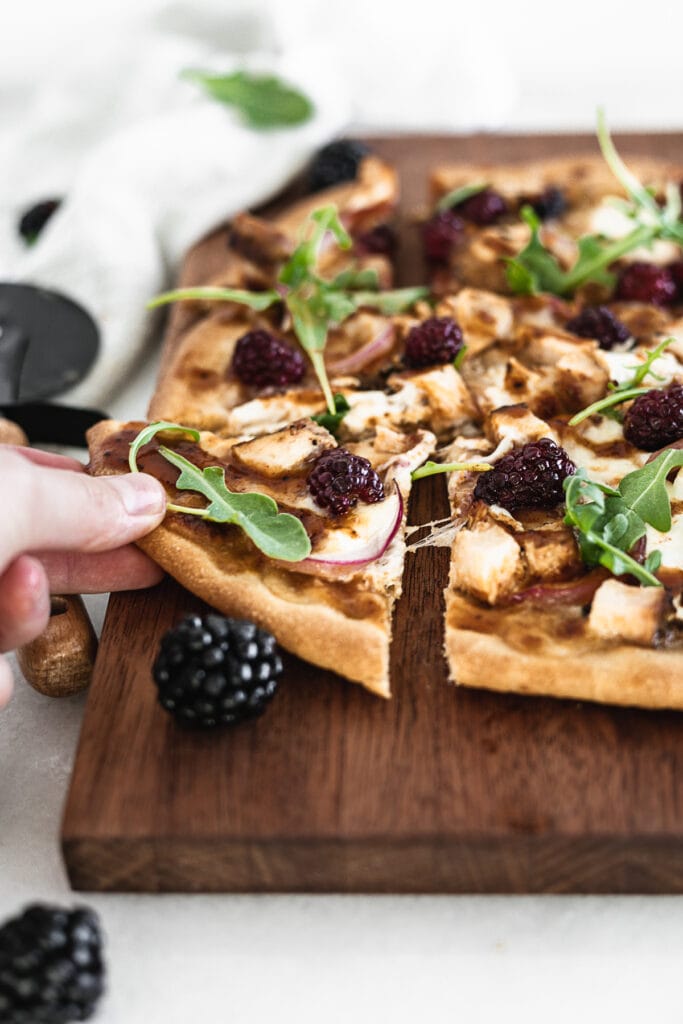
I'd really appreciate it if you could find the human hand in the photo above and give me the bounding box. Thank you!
[0,445,167,708]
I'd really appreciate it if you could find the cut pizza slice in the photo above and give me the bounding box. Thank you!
[440,400,683,709]
[424,152,683,299]
[88,416,435,697]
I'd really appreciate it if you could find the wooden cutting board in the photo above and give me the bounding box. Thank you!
[62,132,683,893]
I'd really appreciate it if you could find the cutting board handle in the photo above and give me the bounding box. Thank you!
[17,595,98,698]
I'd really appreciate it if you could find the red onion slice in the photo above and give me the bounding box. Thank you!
[301,486,404,571]
[503,569,609,607]
[327,323,395,376]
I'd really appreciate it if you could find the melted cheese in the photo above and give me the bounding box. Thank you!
[647,512,683,570]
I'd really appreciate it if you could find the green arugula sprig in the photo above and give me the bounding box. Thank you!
[182,69,314,129]
[149,205,427,415]
[128,421,311,562]
[568,337,674,426]
[564,446,683,585]
[411,460,492,481]
[506,109,683,296]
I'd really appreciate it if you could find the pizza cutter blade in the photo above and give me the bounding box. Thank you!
[0,283,106,446]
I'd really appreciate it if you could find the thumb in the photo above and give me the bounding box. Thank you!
[2,451,167,567]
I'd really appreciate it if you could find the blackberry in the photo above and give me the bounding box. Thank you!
[354,224,397,257]
[403,316,464,369]
[565,305,631,349]
[307,447,384,516]
[474,437,576,512]
[307,139,369,192]
[422,209,463,263]
[623,385,683,451]
[0,903,104,1024]
[615,262,677,306]
[528,185,566,221]
[455,187,508,225]
[18,198,61,243]
[232,330,305,389]
[668,259,683,299]
[153,614,282,728]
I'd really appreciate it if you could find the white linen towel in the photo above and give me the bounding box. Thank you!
[0,1,349,407]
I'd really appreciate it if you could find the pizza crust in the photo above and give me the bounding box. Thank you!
[445,589,683,709]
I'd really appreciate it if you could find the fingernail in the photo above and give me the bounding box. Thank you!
[114,474,167,517]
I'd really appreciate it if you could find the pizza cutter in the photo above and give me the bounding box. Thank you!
[0,282,105,446]
[0,282,105,695]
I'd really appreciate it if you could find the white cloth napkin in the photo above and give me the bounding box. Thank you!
[0,1,349,408]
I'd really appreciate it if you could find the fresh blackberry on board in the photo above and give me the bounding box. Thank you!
[307,139,370,192]
[0,903,105,1024]
[615,262,677,306]
[528,186,566,221]
[474,438,576,512]
[232,329,306,388]
[565,305,631,349]
[18,198,61,243]
[403,316,464,369]
[307,447,384,516]
[422,209,464,263]
[153,614,283,728]
[455,187,507,226]
[623,385,683,451]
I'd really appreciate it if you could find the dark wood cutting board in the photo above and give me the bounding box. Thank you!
[62,133,683,893]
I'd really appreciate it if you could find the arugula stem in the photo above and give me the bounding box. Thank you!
[411,460,493,481]
[166,502,210,517]
[568,386,650,426]
[309,350,336,415]
[560,224,656,293]
[147,287,280,311]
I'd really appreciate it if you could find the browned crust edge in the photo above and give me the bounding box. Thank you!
[444,591,683,710]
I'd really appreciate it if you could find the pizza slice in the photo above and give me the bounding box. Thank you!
[87,416,435,697]
[439,396,683,709]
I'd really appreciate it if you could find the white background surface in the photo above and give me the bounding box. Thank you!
[3,1,683,1021]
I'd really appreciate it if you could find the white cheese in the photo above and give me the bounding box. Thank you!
[646,513,683,570]
[590,200,679,264]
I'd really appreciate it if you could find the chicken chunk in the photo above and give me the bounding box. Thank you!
[231,419,335,476]
[588,579,668,646]
[450,521,522,604]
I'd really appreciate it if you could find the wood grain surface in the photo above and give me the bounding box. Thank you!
[62,132,683,893]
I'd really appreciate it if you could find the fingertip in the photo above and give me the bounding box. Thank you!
[108,473,167,519]
[0,555,50,652]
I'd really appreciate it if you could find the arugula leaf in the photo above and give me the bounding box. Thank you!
[411,460,492,481]
[329,267,381,291]
[564,473,655,584]
[128,421,311,562]
[182,69,314,129]
[618,447,683,532]
[435,182,488,214]
[563,470,660,586]
[506,110,683,297]
[504,206,568,295]
[159,447,311,561]
[148,287,280,312]
[453,344,468,371]
[311,393,350,435]
[568,337,675,426]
